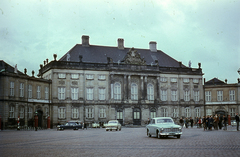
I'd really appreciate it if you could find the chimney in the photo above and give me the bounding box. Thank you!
[82,35,89,47]
[118,38,124,49]
[149,41,157,52]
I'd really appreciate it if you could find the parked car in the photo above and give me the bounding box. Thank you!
[57,121,82,131]
[231,120,237,126]
[102,122,108,128]
[106,120,121,131]
[146,117,182,139]
[92,122,100,128]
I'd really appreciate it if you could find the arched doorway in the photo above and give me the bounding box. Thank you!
[133,108,141,125]
[117,108,123,125]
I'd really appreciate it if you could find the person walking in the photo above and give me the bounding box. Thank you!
[185,117,189,128]
[235,113,239,131]
[223,115,227,130]
[213,114,219,130]
[179,117,184,128]
[218,114,222,130]
[208,115,213,130]
[202,116,206,131]
[190,117,193,128]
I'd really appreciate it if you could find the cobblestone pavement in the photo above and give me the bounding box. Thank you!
[0,127,239,157]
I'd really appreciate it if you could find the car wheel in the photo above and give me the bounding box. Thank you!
[177,135,181,139]
[106,129,108,131]
[110,129,112,131]
[147,130,151,137]
[157,132,161,139]
[119,128,121,131]
[116,128,118,131]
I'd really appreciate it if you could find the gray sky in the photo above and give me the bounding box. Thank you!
[1,0,239,83]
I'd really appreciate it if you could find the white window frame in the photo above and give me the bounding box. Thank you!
[45,87,49,100]
[134,111,140,119]
[173,108,178,118]
[230,108,236,117]
[86,88,93,100]
[19,83,24,97]
[99,88,105,100]
[10,82,14,96]
[217,91,223,101]
[58,87,65,100]
[162,108,168,117]
[160,77,167,82]
[194,90,199,101]
[193,78,199,83]
[147,84,154,101]
[19,106,24,119]
[86,74,94,80]
[28,107,32,119]
[185,108,190,117]
[183,78,189,83]
[114,82,121,100]
[99,108,106,118]
[9,106,15,118]
[98,75,106,80]
[58,73,66,79]
[205,91,211,102]
[184,90,190,101]
[37,86,41,99]
[229,90,235,101]
[71,74,79,79]
[71,87,78,100]
[195,108,200,117]
[58,107,66,119]
[160,89,167,101]
[86,108,94,118]
[117,110,123,119]
[171,78,177,83]
[171,90,177,101]
[131,83,138,100]
[72,108,79,119]
[206,109,212,116]
[150,109,156,119]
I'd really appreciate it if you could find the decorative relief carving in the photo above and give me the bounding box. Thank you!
[122,48,146,65]
[59,81,65,85]
[72,81,78,85]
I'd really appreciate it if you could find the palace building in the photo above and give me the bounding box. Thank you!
[38,35,204,127]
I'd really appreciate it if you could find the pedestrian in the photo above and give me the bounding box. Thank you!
[206,115,209,130]
[213,114,219,130]
[196,117,199,128]
[179,117,184,128]
[218,114,222,130]
[223,115,227,130]
[185,117,189,128]
[147,118,150,124]
[208,115,213,130]
[198,117,202,128]
[202,116,206,131]
[190,117,193,128]
[235,113,239,131]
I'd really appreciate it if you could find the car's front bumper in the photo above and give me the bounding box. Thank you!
[106,126,117,130]
[159,132,182,136]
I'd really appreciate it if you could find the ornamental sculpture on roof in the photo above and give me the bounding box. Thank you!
[122,47,146,65]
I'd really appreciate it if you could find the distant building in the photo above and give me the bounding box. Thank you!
[38,35,204,127]
[204,78,240,118]
[0,60,51,129]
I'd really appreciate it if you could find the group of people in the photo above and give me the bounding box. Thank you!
[179,113,239,131]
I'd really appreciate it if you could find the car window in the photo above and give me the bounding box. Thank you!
[108,121,117,124]
[150,119,155,124]
[157,119,173,123]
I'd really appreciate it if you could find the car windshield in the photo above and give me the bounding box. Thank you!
[108,121,117,124]
[157,119,173,124]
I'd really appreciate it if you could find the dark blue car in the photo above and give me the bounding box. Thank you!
[57,121,82,131]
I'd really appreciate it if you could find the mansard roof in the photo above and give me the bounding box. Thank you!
[205,78,226,85]
[0,60,24,75]
[59,44,185,68]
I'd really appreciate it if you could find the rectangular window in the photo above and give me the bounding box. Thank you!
[71,88,78,100]
[9,106,15,118]
[19,107,24,118]
[134,112,140,119]
[185,108,190,117]
[86,108,93,118]
[86,88,93,100]
[206,109,212,116]
[147,84,154,101]
[117,111,123,119]
[151,111,156,119]
[171,78,177,83]
[184,90,190,101]
[58,73,66,79]
[58,108,66,119]
[195,108,200,117]
[163,108,168,117]
[229,90,235,101]
[160,77,167,82]
[173,108,178,118]
[71,74,79,79]
[86,74,94,80]
[28,107,32,119]
[19,83,24,97]
[205,91,211,102]
[99,108,106,118]
[99,88,105,100]
[10,82,14,96]
[58,87,65,100]
[171,90,177,101]
[217,91,223,101]
[28,85,32,98]
[37,86,41,99]
[183,78,189,83]
[230,108,235,117]
[131,84,138,100]
[45,87,49,100]
[193,78,199,83]
[160,89,167,101]
[194,91,199,101]
[114,83,121,100]
[98,75,106,80]
[72,108,79,119]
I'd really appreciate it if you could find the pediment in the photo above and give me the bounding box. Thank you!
[122,48,146,65]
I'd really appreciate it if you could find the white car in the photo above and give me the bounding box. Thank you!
[106,120,121,131]
[92,122,100,128]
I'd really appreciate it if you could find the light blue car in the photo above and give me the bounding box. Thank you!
[146,117,182,139]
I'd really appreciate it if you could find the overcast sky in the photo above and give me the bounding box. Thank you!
[1,0,239,83]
